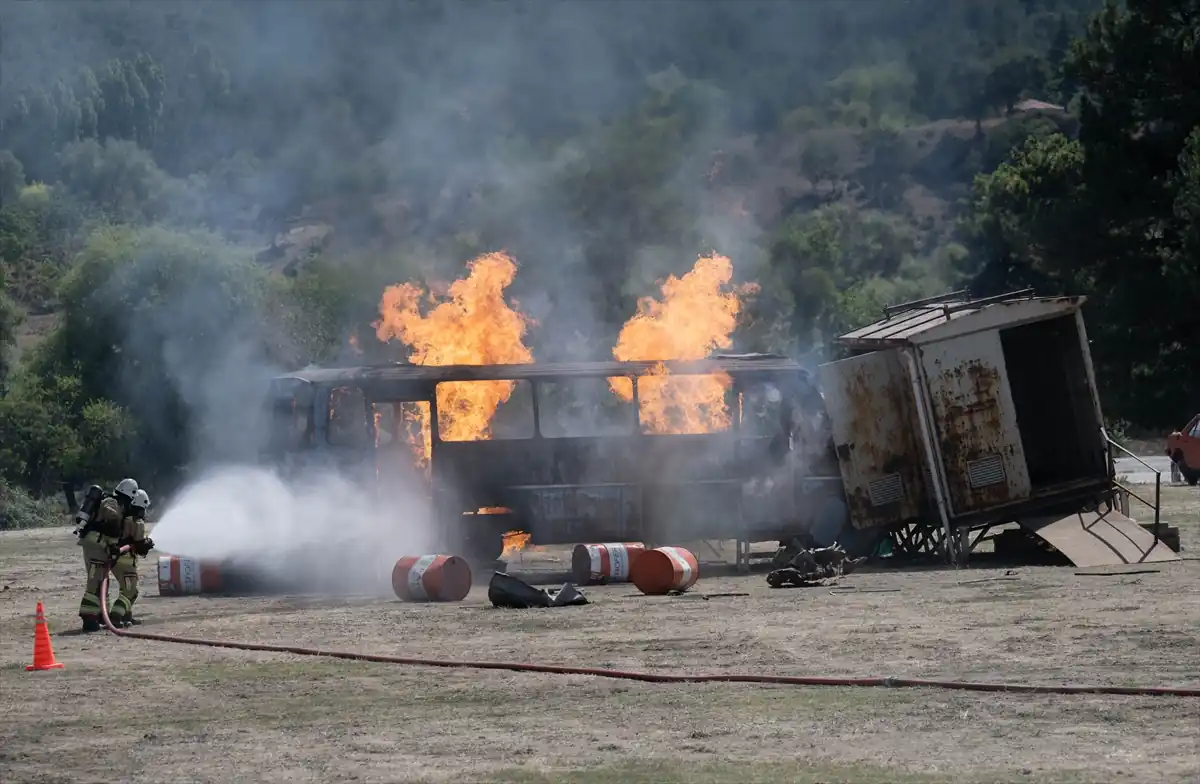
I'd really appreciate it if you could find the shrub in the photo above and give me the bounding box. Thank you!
[0,479,67,530]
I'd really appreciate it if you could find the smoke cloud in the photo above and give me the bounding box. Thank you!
[150,463,436,597]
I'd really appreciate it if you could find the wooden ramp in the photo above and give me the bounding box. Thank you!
[1020,509,1181,568]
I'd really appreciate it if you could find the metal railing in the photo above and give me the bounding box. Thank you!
[1106,436,1163,543]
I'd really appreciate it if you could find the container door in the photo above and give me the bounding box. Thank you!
[918,331,1032,513]
[816,349,929,529]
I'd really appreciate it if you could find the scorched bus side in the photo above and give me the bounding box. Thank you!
[258,355,883,563]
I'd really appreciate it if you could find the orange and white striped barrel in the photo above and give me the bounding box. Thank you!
[629,546,699,595]
[391,555,472,602]
[571,542,645,585]
[157,556,223,596]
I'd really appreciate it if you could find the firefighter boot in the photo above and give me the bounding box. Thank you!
[122,613,142,628]
[80,615,101,633]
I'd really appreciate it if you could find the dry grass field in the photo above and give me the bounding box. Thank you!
[1,486,1198,784]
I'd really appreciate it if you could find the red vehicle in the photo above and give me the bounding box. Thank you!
[1166,415,1200,485]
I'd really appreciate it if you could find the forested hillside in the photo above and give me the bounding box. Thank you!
[3,0,1195,510]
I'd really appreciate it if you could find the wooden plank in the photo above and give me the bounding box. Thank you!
[1020,509,1181,568]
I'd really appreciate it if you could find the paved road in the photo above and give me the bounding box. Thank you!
[1114,454,1173,485]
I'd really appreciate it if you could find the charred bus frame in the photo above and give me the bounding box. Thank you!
[261,354,849,564]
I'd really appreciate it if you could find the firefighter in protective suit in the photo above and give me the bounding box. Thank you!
[110,489,154,628]
[77,478,138,632]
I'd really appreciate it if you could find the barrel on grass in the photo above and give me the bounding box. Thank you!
[157,555,223,596]
[571,542,645,585]
[391,555,473,602]
[629,546,699,595]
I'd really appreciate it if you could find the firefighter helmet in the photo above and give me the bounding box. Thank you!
[131,489,150,511]
[113,478,139,500]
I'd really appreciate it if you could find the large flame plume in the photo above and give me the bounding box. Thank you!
[374,252,534,556]
[609,253,758,434]
[374,251,535,457]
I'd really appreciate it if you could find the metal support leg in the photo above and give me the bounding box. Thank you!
[735,492,749,573]
[736,539,750,574]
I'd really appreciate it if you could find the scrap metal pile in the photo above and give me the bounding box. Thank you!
[766,539,865,588]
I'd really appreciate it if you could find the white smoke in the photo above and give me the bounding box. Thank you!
[149,463,437,597]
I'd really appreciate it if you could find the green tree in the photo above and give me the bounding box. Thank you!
[26,225,316,483]
[74,67,103,142]
[0,271,20,390]
[767,205,932,345]
[966,133,1090,291]
[0,150,24,206]
[57,138,177,224]
[0,184,95,313]
[0,391,82,493]
[982,53,1049,114]
[969,0,1200,426]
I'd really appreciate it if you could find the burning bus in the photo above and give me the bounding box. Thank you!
[260,353,853,562]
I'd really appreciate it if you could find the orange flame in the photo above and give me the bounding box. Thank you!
[374,251,535,459]
[609,253,758,434]
[399,402,432,472]
[500,530,532,557]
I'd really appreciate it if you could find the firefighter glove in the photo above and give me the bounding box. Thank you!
[134,539,154,556]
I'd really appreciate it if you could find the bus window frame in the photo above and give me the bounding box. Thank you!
[429,378,539,443]
[531,376,641,439]
[265,379,317,454]
[325,384,374,449]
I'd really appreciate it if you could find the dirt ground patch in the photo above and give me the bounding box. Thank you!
[2,490,1199,783]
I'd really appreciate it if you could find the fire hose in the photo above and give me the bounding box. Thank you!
[97,556,1200,698]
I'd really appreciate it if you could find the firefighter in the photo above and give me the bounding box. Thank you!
[110,488,154,628]
[77,478,138,632]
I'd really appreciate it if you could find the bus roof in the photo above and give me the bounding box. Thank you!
[272,353,807,386]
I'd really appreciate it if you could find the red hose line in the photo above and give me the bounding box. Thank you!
[97,567,1200,698]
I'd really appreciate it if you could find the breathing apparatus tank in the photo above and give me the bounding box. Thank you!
[73,485,105,536]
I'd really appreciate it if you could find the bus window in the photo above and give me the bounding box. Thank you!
[739,381,786,438]
[267,393,313,452]
[434,380,535,441]
[328,386,371,448]
[634,373,736,435]
[538,377,637,437]
[373,400,433,469]
[739,380,803,468]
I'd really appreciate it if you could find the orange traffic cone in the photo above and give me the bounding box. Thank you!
[26,601,64,671]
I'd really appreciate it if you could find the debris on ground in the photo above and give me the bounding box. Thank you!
[766,540,865,588]
[623,591,750,601]
[488,571,589,609]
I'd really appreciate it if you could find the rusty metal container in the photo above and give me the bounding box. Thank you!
[157,555,223,596]
[571,542,645,585]
[629,546,699,595]
[391,555,472,602]
[827,293,1111,523]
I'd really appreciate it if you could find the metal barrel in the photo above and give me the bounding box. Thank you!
[570,542,646,585]
[156,555,223,596]
[391,555,473,602]
[629,546,700,595]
